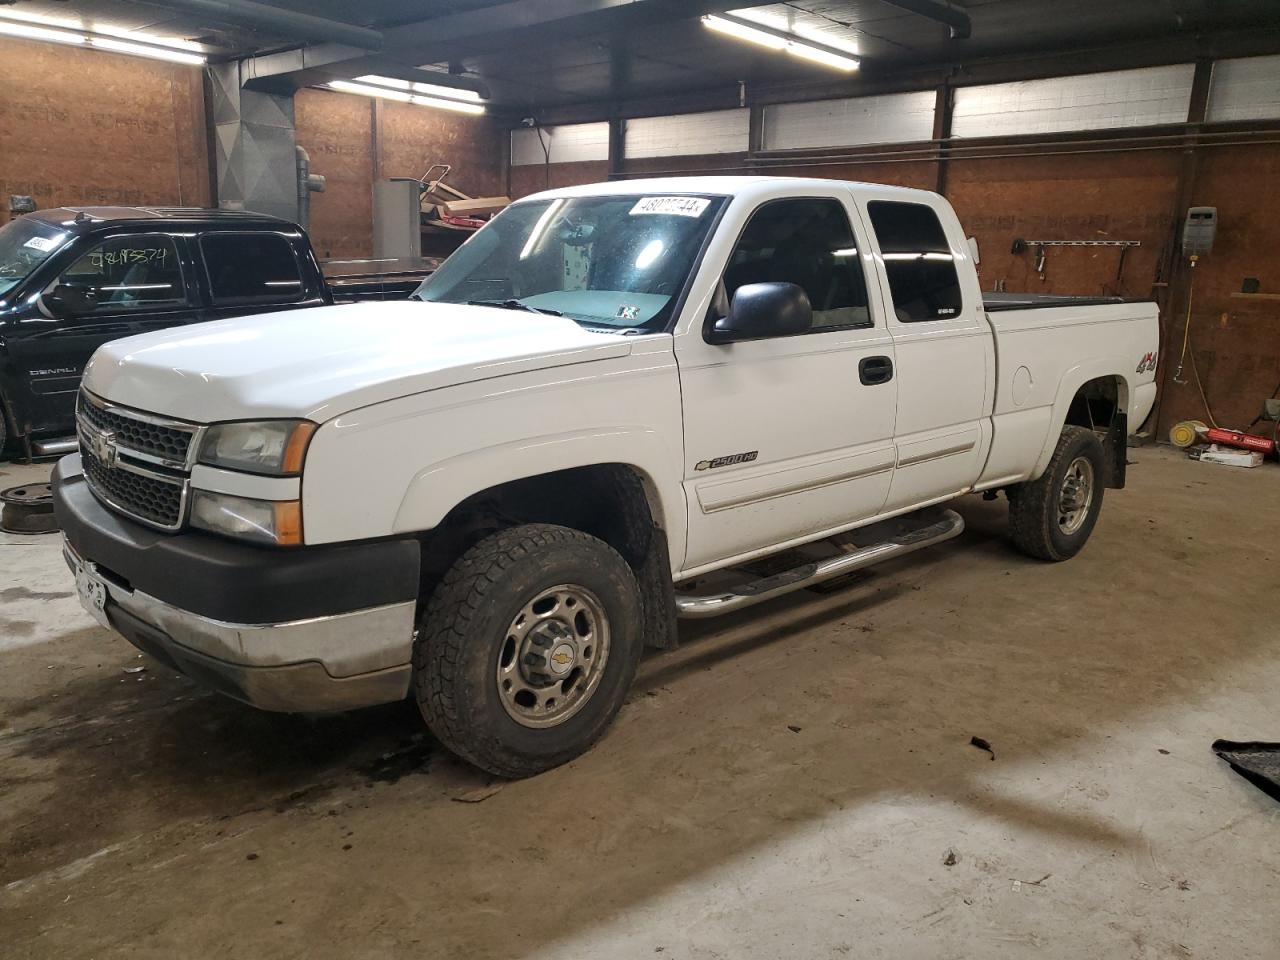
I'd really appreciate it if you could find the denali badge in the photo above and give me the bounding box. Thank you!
[695,451,758,471]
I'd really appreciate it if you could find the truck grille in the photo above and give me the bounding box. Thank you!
[76,391,198,531]
[81,447,186,529]
[77,390,196,465]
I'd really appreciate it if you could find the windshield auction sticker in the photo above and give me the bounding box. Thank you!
[631,197,710,218]
[23,236,58,252]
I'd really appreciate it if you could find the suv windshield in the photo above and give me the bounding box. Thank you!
[0,217,68,299]
[414,194,725,331]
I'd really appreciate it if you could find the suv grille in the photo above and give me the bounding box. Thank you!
[78,390,195,464]
[81,447,185,529]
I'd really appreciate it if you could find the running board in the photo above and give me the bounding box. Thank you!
[31,437,78,457]
[673,509,965,619]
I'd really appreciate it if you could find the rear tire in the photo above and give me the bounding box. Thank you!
[414,523,643,778]
[1008,426,1105,562]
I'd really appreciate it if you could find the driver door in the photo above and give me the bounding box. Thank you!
[5,232,200,433]
[674,190,898,573]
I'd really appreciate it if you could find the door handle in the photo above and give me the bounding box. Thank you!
[859,356,894,386]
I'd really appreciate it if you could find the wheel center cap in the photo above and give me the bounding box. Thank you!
[547,641,577,676]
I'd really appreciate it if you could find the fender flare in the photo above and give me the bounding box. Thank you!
[391,426,688,566]
[1030,359,1133,479]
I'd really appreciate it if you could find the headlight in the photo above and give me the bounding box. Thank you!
[190,491,303,546]
[198,420,316,476]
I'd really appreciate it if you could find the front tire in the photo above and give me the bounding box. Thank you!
[1007,426,1106,562]
[414,523,643,778]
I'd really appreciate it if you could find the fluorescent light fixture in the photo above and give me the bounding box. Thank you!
[832,247,859,258]
[328,79,486,114]
[728,7,861,56]
[354,74,484,103]
[702,14,859,72]
[0,9,206,63]
[0,20,86,46]
[94,25,204,53]
[90,36,205,64]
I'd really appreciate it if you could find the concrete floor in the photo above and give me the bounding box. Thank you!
[1,445,1277,959]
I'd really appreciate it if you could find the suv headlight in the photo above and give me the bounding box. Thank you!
[198,420,316,476]
[190,491,303,546]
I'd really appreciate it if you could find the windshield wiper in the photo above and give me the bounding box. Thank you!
[466,298,563,317]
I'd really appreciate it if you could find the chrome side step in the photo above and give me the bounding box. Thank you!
[32,437,78,457]
[674,509,965,619]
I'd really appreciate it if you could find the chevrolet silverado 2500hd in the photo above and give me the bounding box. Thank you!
[53,177,1158,777]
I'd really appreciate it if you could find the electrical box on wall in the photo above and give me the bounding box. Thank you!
[1182,206,1217,257]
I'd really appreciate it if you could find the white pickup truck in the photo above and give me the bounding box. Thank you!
[54,177,1158,777]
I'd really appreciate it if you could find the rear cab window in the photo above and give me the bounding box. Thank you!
[201,232,305,306]
[866,201,963,323]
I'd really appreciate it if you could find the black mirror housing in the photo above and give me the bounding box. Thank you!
[707,282,812,344]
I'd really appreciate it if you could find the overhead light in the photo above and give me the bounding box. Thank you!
[94,25,205,54]
[728,7,860,56]
[0,10,206,63]
[702,14,859,72]
[90,37,205,65]
[328,79,486,115]
[0,20,86,47]
[354,75,484,103]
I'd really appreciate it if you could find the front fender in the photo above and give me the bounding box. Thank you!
[391,427,687,565]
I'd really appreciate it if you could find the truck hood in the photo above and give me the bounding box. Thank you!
[82,300,634,422]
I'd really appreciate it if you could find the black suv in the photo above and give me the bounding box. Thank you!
[0,207,333,457]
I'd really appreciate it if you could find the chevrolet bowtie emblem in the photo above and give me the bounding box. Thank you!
[91,428,118,468]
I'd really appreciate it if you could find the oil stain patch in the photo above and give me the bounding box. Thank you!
[360,737,435,784]
[1,586,73,603]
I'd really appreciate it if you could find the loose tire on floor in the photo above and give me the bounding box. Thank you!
[1007,425,1106,562]
[414,523,643,778]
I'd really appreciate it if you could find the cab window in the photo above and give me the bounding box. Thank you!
[723,198,871,331]
[201,232,305,305]
[866,201,963,322]
[52,234,186,313]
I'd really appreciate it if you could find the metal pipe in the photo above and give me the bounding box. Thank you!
[674,510,965,618]
[878,0,971,39]
[295,145,324,230]
[136,0,383,50]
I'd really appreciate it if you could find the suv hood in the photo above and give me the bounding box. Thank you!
[82,300,634,422]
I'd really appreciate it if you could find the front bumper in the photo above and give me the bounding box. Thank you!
[54,455,421,713]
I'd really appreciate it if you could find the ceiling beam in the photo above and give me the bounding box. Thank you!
[877,0,971,40]
[236,0,778,93]
[136,0,383,49]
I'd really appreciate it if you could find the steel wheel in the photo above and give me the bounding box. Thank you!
[1057,455,1094,535]
[496,583,611,729]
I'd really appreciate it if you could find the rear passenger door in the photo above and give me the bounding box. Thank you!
[198,231,327,320]
[856,194,994,511]
[675,191,898,572]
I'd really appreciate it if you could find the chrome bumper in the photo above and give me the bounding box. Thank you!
[63,537,415,713]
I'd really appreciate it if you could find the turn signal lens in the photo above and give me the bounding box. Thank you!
[190,491,303,546]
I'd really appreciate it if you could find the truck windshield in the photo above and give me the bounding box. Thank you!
[0,218,68,300]
[414,194,725,331]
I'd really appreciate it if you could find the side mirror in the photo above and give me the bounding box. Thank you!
[39,283,97,318]
[707,282,812,344]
